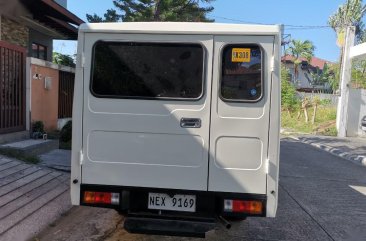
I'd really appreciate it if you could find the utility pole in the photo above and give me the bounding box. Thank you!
[336,26,355,137]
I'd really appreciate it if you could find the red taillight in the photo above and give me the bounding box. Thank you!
[224,199,263,215]
[83,191,120,205]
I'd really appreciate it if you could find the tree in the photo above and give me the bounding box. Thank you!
[86,0,215,23]
[52,52,75,67]
[310,63,337,92]
[327,63,340,93]
[281,65,299,115]
[301,97,311,123]
[328,0,366,88]
[351,60,366,88]
[286,39,315,81]
[328,0,366,47]
[311,96,320,124]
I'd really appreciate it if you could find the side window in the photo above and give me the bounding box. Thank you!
[221,45,263,101]
[91,41,204,99]
[32,43,47,60]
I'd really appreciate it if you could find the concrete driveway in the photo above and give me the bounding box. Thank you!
[34,138,366,241]
[0,155,70,241]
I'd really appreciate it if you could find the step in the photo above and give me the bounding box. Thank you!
[39,149,71,172]
[0,164,34,181]
[124,217,216,238]
[0,172,64,209]
[0,139,59,156]
[0,131,29,145]
[0,157,13,165]
[0,161,21,172]
[0,166,42,187]
[0,169,52,197]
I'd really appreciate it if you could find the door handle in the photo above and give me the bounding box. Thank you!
[180,118,201,128]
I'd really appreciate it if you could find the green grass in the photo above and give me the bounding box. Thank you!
[0,148,40,164]
[281,106,338,136]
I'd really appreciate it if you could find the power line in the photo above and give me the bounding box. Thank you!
[209,14,332,30]
[208,14,268,25]
[286,26,331,31]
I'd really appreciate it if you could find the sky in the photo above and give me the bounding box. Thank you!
[54,0,357,62]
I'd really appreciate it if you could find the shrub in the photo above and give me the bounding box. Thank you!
[32,121,44,133]
[320,99,332,106]
[281,65,300,112]
[321,126,338,136]
[60,121,72,143]
[31,121,45,139]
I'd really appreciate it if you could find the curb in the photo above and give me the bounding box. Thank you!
[288,136,366,167]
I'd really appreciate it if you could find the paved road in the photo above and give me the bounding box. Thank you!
[35,138,366,241]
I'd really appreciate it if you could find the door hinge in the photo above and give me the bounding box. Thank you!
[79,150,84,165]
[265,159,269,174]
[81,52,85,68]
[270,56,275,72]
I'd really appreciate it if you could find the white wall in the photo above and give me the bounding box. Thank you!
[347,89,366,137]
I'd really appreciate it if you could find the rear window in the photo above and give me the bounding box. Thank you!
[221,45,263,101]
[91,41,204,99]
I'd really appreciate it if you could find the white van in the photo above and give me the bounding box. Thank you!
[71,22,281,237]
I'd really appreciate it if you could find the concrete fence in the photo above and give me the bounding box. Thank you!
[347,88,366,137]
[297,92,339,106]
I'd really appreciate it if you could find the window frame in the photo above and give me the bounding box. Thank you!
[32,43,47,60]
[219,43,265,103]
[89,40,207,101]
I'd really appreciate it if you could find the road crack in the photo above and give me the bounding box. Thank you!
[95,216,124,241]
[279,183,336,241]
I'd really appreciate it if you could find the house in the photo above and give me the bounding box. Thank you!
[282,55,334,92]
[0,0,84,142]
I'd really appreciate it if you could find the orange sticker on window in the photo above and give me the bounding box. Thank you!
[232,48,251,62]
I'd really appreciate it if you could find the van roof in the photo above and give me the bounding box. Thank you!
[79,22,281,35]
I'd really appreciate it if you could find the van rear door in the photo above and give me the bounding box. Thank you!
[209,36,275,194]
[81,34,213,191]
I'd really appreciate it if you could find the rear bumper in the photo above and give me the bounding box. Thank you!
[124,216,216,238]
[80,184,267,219]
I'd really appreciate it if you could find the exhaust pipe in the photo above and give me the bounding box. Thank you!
[218,216,231,229]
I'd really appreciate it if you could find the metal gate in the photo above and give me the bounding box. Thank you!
[58,70,75,119]
[0,41,26,134]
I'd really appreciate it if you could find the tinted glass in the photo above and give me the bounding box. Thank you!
[38,45,46,60]
[221,45,262,101]
[91,41,204,99]
[32,44,38,58]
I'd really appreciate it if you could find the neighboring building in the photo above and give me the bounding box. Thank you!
[282,55,334,92]
[0,0,83,141]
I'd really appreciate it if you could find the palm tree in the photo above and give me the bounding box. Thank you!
[286,39,315,80]
[328,0,366,47]
[328,0,366,93]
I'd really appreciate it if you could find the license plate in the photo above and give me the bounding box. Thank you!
[231,48,251,62]
[148,193,196,212]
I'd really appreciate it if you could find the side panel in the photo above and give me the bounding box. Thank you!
[70,32,84,205]
[209,35,275,194]
[266,32,281,217]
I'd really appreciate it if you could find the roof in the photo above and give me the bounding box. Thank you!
[19,0,84,40]
[282,55,333,69]
[80,22,281,36]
